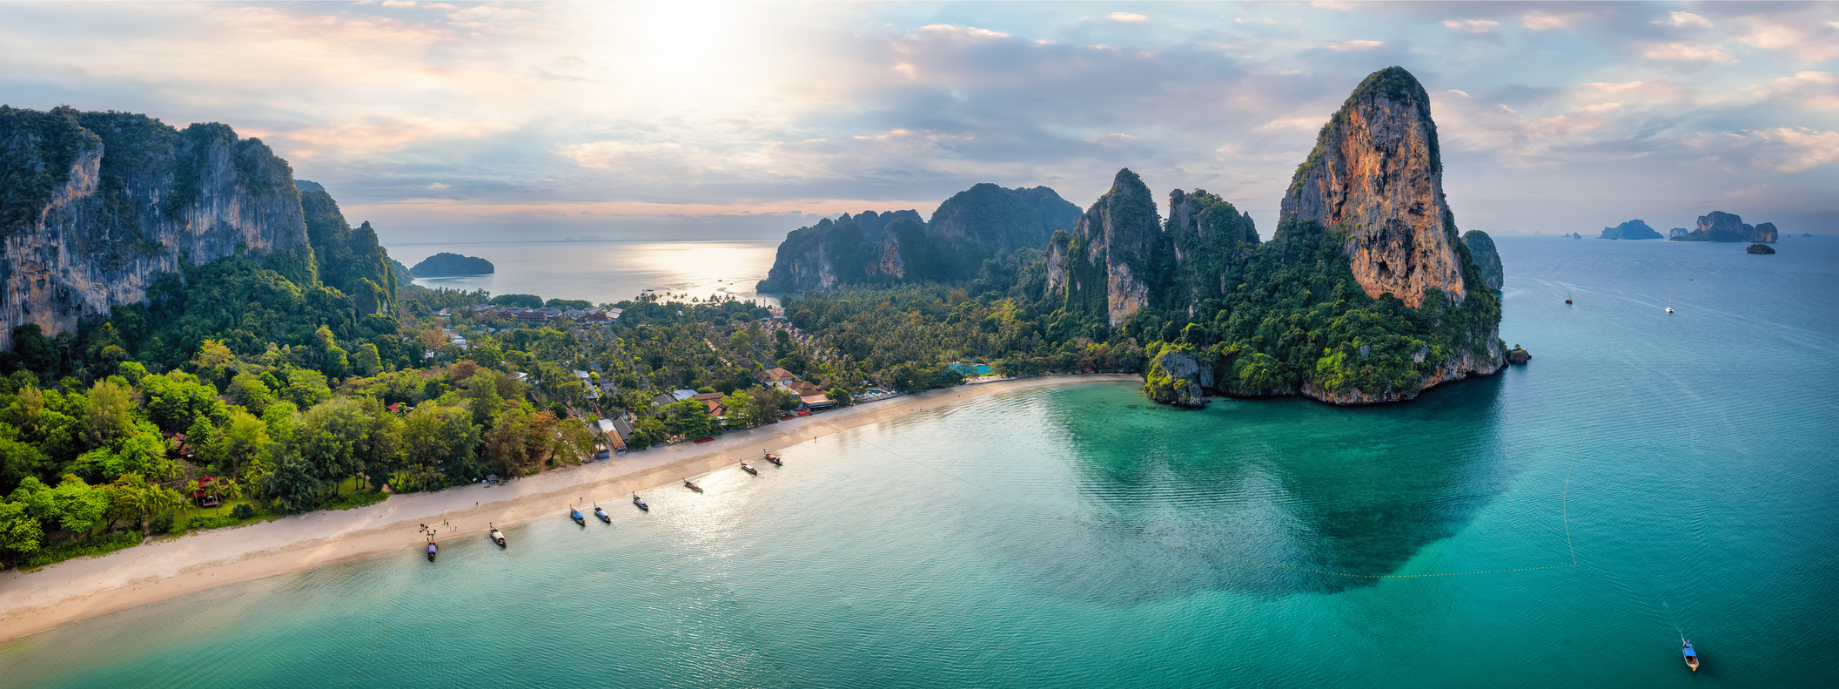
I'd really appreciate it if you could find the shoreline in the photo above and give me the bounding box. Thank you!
[0,374,1139,644]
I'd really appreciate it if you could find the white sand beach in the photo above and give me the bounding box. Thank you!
[0,374,1138,644]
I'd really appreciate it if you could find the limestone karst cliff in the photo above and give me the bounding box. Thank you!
[1044,169,1161,326]
[756,183,1079,293]
[1280,67,1465,310]
[0,106,319,348]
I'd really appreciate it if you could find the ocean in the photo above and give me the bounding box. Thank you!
[3,236,1836,687]
[390,240,784,306]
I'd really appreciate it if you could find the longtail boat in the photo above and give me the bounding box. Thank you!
[489,524,506,547]
[764,452,783,467]
[569,508,586,526]
[740,462,759,476]
[684,478,702,493]
[632,493,649,512]
[1683,641,1699,672]
[594,506,611,523]
[426,542,438,562]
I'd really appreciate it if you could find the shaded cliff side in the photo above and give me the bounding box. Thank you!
[1463,230,1503,291]
[0,107,318,348]
[756,184,1079,293]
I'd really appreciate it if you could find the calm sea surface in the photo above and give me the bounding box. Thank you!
[4,237,1837,687]
[391,240,783,306]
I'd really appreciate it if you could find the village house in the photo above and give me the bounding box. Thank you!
[759,367,798,390]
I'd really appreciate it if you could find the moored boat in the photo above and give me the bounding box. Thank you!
[489,524,506,547]
[632,493,649,511]
[427,542,438,562]
[594,506,611,523]
[570,508,586,526]
[684,478,702,493]
[764,451,782,467]
[741,462,759,476]
[1683,641,1699,672]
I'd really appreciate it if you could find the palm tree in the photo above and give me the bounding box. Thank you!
[214,477,243,516]
[112,474,186,538]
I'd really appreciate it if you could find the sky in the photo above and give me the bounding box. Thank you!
[2,1,1836,242]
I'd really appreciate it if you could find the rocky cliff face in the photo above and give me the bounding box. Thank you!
[1463,230,1503,291]
[1165,189,1260,310]
[1050,169,1160,326]
[1280,67,1465,309]
[755,210,921,292]
[756,183,1079,293]
[0,107,314,348]
[1144,345,1210,407]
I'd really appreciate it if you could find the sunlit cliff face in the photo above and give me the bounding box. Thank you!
[2,1,1834,242]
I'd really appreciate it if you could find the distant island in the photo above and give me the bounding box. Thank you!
[1599,220,1662,240]
[1671,211,1778,243]
[410,252,495,277]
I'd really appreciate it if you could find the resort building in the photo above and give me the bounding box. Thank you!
[760,367,798,390]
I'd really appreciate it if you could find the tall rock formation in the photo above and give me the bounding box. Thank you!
[1046,169,1161,326]
[1165,189,1260,309]
[756,183,1079,293]
[0,107,315,348]
[1279,67,1464,309]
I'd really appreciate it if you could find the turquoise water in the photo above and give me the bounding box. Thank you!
[4,237,1837,687]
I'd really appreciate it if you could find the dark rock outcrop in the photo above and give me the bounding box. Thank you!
[1599,220,1662,240]
[1507,346,1531,364]
[1746,243,1776,254]
[1463,230,1503,291]
[1143,345,1210,407]
[0,106,318,348]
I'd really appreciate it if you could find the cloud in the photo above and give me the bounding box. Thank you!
[1254,116,1324,133]
[380,1,415,8]
[555,140,727,176]
[1663,12,1713,29]
[1642,42,1736,63]
[1734,19,1839,62]
[1753,71,1839,110]
[1431,89,1611,166]
[1734,128,1839,172]
[918,24,1010,40]
[1443,20,1500,34]
[1106,12,1148,23]
[1521,12,1571,31]
[1327,40,1383,51]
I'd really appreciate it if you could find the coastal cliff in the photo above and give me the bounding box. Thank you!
[756,184,1079,293]
[0,107,317,348]
[1463,230,1503,291]
[1280,67,1464,310]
